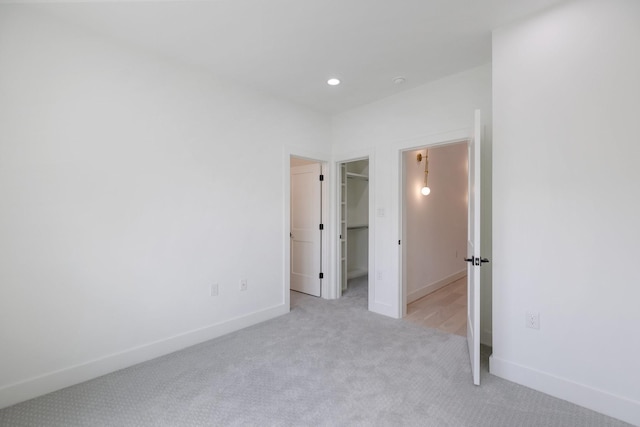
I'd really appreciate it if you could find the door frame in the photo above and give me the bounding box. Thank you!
[334,149,375,309]
[284,146,330,310]
[398,138,470,316]
[393,130,471,318]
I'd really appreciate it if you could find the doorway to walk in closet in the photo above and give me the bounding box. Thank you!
[402,143,469,336]
[339,159,369,306]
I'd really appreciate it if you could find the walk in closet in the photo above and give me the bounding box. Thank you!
[339,159,369,293]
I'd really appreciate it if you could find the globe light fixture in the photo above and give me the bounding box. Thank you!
[417,150,431,196]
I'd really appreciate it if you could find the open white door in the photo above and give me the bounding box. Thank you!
[466,109,486,385]
[290,163,322,297]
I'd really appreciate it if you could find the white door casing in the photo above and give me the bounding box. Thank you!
[290,163,322,297]
[467,109,483,386]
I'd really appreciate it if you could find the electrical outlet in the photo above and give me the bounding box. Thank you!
[526,311,540,330]
[376,270,383,280]
[210,283,219,297]
[240,279,248,291]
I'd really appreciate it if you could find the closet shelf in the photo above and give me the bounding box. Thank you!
[347,224,368,230]
[346,172,368,181]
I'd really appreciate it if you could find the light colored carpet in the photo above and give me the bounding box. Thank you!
[0,277,631,426]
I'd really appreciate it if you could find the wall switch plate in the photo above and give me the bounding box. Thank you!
[240,279,248,291]
[526,311,540,329]
[210,283,219,297]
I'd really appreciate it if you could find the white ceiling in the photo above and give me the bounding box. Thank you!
[10,0,566,113]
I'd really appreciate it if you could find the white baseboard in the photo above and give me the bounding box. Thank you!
[490,355,640,426]
[0,303,289,410]
[347,268,368,280]
[407,269,466,304]
[370,300,399,318]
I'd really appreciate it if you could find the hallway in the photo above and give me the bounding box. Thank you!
[404,277,467,337]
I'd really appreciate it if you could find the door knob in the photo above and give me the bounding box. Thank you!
[465,256,490,266]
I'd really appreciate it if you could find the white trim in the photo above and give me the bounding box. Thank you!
[0,303,288,410]
[368,301,396,318]
[489,356,640,426]
[346,268,368,280]
[406,269,466,304]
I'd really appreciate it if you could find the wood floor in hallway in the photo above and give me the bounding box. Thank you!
[404,276,467,337]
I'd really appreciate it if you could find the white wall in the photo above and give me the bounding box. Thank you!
[0,6,330,407]
[404,144,468,303]
[491,0,640,424]
[332,64,492,340]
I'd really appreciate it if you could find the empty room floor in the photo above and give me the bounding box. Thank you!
[0,275,630,426]
[404,276,467,337]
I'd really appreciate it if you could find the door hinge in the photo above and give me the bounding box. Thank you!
[319,174,324,181]
[319,272,324,279]
[319,223,324,230]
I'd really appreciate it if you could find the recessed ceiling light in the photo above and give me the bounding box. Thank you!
[327,78,341,86]
[393,76,407,85]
